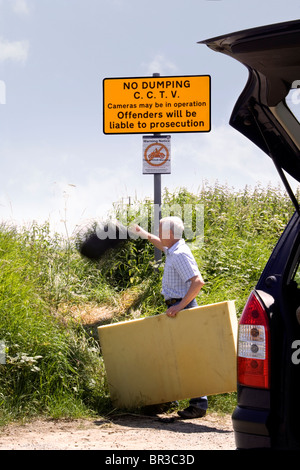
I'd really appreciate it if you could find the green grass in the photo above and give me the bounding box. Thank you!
[0,224,110,425]
[0,182,296,423]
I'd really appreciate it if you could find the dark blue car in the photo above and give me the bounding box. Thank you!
[201,20,300,450]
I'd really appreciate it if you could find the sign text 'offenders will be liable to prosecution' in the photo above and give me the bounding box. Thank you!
[103,75,211,134]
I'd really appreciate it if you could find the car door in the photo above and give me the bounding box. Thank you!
[200,20,300,449]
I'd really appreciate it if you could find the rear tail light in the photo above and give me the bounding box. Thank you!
[237,291,270,389]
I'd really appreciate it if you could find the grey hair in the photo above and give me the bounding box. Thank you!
[160,216,184,239]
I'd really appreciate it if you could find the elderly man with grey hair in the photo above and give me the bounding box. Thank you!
[132,216,208,419]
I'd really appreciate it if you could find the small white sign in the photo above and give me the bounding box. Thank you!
[143,135,171,174]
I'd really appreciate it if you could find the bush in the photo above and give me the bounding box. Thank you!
[0,224,109,424]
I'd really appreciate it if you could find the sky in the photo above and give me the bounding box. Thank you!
[0,0,300,236]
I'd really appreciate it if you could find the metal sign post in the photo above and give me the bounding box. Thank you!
[152,73,162,261]
[153,134,162,263]
[153,172,161,263]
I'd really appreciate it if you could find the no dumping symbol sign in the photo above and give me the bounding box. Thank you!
[142,136,171,174]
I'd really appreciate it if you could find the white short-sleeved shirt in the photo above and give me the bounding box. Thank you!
[161,239,202,300]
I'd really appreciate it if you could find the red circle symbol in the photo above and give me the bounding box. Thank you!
[144,143,169,167]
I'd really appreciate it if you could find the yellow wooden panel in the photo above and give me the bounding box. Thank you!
[98,301,237,409]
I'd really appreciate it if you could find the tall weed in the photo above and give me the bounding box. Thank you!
[0,224,109,423]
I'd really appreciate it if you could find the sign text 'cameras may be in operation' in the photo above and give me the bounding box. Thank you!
[103,76,211,135]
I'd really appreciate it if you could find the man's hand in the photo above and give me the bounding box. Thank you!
[129,223,164,251]
[165,275,204,318]
[128,223,143,238]
[166,303,183,317]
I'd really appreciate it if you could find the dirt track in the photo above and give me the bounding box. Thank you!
[0,412,235,450]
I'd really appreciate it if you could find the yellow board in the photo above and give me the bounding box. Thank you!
[103,75,211,134]
[98,301,237,409]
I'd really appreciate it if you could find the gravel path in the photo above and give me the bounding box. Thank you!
[0,412,235,450]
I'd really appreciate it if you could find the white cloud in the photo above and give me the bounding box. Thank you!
[0,37,29,64]
[141,54,178,76]
[12,0,29,16]
[172,124,283,190]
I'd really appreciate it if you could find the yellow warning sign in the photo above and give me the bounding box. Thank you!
[103,75,211,134]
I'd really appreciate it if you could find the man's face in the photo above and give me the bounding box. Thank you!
[159,222,174,247]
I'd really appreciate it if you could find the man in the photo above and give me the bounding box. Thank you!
[131,216,208,419]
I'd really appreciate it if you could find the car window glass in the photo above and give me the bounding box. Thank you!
[293,263,300,288]
[285,86,300,122]
[290,246,300,289]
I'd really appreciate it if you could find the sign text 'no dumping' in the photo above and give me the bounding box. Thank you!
[103,75,210,134]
